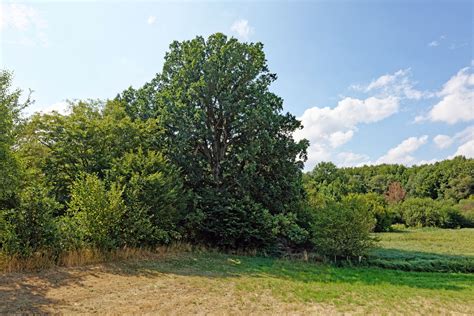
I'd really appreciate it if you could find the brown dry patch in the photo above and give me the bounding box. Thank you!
[0,263,338,315]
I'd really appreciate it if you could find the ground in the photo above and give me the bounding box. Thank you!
[1,228,473,315]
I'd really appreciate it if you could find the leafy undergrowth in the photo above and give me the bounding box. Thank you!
[368,228,474,272]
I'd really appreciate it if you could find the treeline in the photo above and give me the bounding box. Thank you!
[0,33,472,264]
[304,160,474,231]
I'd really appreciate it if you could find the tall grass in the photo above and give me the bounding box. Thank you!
[0,243,197,273]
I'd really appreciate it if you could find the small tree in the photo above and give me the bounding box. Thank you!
[68,173,125,249]
[385,181,406,204]
[0,185,60,257]
[0,70,30,209]
[310,196,376,261]
[108,149,186,246]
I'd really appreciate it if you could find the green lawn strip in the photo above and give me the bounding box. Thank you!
[369,228,474,272]
[123,251,473,313]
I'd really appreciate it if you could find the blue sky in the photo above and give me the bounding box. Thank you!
[1,0,473,169]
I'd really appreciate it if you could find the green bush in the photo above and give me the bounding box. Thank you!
[195,192,276,249]
[67,173,125,249]
[109,149,186,246]
[346,193,393,232]
[310,196,376,260]
[0,185,60,257]
[399,197,464,228]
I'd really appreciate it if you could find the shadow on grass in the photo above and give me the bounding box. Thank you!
[101,251,474,292]
[1,249,473,313]
[0,268,87,314]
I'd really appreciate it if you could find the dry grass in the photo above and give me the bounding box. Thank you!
[1,252,473,315]
[0,243,197,273]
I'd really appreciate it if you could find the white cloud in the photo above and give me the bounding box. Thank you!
[426,66,474,124]
[450,140,474,158]
[454,125,474,144]
[38,101,70,115]
[415,158,440,166]
[295,96,399,146]
[147,15,156,25]
[433,126,474,150]
[376,135,428,165]
[352,68,430,100]
[329,130,354,148]
[295,96,399,170]
[428,35,446,48]
[433,134,453,149]
[230,19,253,40]
[336,152,370,167]
[304,143,333,170]
[439,126,474,159]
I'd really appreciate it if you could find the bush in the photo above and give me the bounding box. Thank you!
[347,193,393,232]
[310,196,376,260]
[400,197,464,228]
[195,191,276,249]
[67,173,126,249]
[109,149,186,246]
[0,185,60,257]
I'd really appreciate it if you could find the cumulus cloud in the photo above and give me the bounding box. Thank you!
[450,139,474,158]
[375,135,428,165]
[424,66,474,124]
[433,125,474,150]
[439,126,474,159]
[351,68,430,100]
[295,96,399,169]
[433,134,453,149]
[147,16,156,25]
[295,96,399,146]
[428,41,439,47]
[230,19,253,40]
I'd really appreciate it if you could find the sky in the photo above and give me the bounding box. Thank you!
[1,0,473,170]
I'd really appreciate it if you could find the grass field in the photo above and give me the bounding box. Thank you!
[369,227,474,272]
[1,228,473,314]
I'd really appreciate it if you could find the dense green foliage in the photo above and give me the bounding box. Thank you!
[1,34,472,264]
[133,33,309,249]
[304,160,474,230]
[310,196,376,259]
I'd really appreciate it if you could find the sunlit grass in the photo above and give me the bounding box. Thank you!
[368,228,474,272]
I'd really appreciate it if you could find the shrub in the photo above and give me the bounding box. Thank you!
[67,173,126,249]
[0,185,60,257]
[195,191,276,250]
[400,197,464,228]
[109,149,186,246]
[310,196,376,260]
[347,193,393,232]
